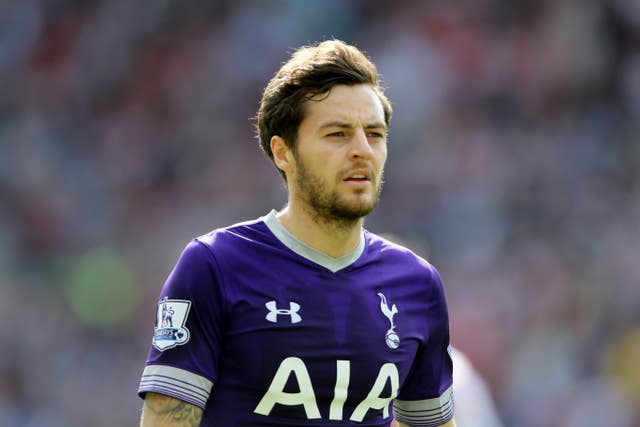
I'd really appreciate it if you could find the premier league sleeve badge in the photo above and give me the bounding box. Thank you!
[152,296,192,351]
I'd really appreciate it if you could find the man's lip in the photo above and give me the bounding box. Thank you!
[343,169,373,181]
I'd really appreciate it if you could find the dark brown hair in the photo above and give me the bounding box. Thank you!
[257,39,392,180]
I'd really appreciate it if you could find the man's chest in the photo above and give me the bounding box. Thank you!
[210,266,426,423]
[222,265,421,358]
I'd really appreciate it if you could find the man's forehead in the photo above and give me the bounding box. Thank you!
[303,85,386,127]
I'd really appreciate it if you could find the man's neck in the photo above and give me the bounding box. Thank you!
[276,203,364,259]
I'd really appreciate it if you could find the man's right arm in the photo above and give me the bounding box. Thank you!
[140,392,203,427]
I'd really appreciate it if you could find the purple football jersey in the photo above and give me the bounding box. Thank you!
[139,211,454,426]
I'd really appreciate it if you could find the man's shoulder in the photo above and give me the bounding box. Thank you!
[365,231,433,267]
[193,216,271,250]
[363,231,447,303]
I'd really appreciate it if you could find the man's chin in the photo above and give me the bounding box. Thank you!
[331,199,378,220]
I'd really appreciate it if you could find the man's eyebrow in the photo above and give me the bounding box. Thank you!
[364,122,387,130]
[318,121,387,130]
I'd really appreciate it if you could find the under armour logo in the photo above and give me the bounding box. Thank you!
[265,301,302,324]
[378,293,400,349]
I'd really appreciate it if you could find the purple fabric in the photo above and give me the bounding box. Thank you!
[139,217,453,426]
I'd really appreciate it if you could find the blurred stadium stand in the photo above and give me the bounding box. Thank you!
[0,1,638,426]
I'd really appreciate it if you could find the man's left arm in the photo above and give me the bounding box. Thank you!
[393,265,455,427]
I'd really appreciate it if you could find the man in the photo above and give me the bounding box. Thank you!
[138,39,455,427]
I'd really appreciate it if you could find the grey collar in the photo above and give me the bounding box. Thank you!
[262,210,365,273]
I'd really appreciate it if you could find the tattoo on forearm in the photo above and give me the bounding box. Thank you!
[143,394,203,427]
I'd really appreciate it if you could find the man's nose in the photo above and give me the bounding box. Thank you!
[349,128,373,158]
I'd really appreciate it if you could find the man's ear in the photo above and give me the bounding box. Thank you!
[271,135,294,175]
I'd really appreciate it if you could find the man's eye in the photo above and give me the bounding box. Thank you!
[327,131,345,137]
[367,132,385,138]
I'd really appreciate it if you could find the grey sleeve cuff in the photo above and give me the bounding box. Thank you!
[393,384,454,426]
[138,364,213,410]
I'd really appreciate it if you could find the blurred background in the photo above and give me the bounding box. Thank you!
[1,0,639,426]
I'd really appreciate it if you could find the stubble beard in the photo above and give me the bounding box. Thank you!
[294,157,384,230]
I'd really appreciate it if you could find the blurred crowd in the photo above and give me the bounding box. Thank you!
[1,1,638,426]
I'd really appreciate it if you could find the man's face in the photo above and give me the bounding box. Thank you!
[289,84,388,221]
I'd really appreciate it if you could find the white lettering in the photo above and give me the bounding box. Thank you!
[254,357,321,418]
[329,360,350,420]
[350,363,399,421]
[255,358,399,422]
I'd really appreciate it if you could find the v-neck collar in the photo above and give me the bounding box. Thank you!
[262,210,365,273]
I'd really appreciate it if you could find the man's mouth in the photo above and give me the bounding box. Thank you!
[343,169,373,182]
[345,174,369,182]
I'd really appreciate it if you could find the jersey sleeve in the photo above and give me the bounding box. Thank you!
[138,239,225,409]
[394,265,454,426]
